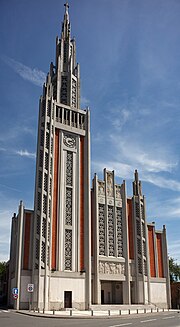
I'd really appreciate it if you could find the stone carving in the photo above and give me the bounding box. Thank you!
[99,261,104,274]
[63,133,76,148]
[65,229,72,270]
[116,200,122,207]
[115,185,121,198]
[108,206,114,256]
[65,188,72,226]
[107,172,113,197]
[98,181,105,195]
[116,207,123,257]
[121,263,125,274]
[99,261,125,275]
[66,151,73,186]
[99,204,105,255]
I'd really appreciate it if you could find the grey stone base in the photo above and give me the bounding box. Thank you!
[49,302,85,310]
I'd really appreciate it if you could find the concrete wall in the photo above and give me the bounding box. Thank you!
[49,276,85,310]
[144,281,148,304]
[150,280,167,308]
[20,275,31,302]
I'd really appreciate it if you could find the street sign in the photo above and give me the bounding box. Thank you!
[12,288,18,295]
[27,284,34,292]
[13,294,18,299]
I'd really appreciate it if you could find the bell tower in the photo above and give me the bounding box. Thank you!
[32,2,91,310]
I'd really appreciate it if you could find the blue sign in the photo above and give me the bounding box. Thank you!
[12,288,18,295]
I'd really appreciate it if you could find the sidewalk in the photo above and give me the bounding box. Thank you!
[16,307,172,319]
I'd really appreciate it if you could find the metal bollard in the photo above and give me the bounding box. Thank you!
[144,308,146,314]
[151,308,153,313]
[91,309,93,316]
[53,309,55,315]
[137,309,139,314]
[129,309,130,315]
[119,310,121,315]
[108,310,110,316]
[38,308,40,313]
[70,309,72,316]
[43,308,45,314]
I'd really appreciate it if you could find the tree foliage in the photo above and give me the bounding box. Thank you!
[0,262,6,279]
[169,257,180,282]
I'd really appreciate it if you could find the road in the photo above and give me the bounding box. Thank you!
[0,310,179,327]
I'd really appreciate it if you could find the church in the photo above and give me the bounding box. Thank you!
[8,3,171,311]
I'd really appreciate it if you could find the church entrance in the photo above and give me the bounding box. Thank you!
[64,291,72,308]
[101,281,123,304]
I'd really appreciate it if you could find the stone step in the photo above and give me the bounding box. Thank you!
[90,304,156,311]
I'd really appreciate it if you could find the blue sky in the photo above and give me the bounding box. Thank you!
[0,0,180,264]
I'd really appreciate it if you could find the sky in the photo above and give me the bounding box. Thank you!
[0,0,180,264]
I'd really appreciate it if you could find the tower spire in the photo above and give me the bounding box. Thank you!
[62,1,70,38]
[64,2,69,14]
[133,169,142,196]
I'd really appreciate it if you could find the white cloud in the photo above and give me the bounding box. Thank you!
[81,95,90,107]
[93,159,180,191]
[0,183,21,192]
[110,135,178,174]
[168,240,180,263]
[15,149,36,159]
[1,55,46,87]
[92,160,133,180]
[111,108,130,129]
[143,174,180,192]
[0,195,19,261]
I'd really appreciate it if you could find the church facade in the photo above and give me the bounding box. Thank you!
[8,3,171,311]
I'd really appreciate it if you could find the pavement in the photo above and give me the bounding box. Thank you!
[16,307,178,319]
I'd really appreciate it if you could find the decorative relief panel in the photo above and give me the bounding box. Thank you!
[65,188,72,226]
[98,181,105,196]
[98,197,105,204]
[99,204,105,255]
[108,206,114,256]
[66,151,73,186]
[63,133,76,149]
[143,259,147,276]
[107,199,114,206]
[115,185,121,198]
[141,204,145,220]
[99,261,125,275]
[135,202,140,218]
[107,172,113,197]
[116,207,123,257]
[65,229,72,270]
[116,199,122,207]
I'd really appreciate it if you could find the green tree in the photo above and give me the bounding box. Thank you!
[169,257,180,282]
[0,262,6,277]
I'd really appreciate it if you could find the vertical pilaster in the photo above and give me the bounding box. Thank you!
[153,227,158,277]
[15,201,24,310]
[143,197,151,305]
[84,110,91,309]
[162,225,171,308]
[122,181,130,304]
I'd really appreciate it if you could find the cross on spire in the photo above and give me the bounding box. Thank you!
[64,2,69,14]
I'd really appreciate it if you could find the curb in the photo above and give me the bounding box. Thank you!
[15,309,174,320]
